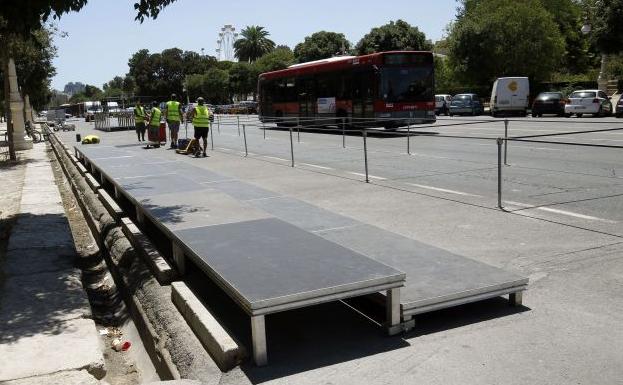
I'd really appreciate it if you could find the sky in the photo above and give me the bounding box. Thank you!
[51,0,458,90]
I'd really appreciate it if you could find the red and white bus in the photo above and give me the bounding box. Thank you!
[258,51,436,128]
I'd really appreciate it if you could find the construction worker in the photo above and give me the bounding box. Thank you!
[190,97,211,157]
[165,93,183,149]
[134,99,146,141]
[145,101,162,149]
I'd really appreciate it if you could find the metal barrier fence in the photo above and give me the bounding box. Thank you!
[94,112,135,132]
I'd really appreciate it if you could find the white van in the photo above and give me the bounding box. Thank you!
[490,77,530,117]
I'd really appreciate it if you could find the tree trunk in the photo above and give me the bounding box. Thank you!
[3,56,16,161]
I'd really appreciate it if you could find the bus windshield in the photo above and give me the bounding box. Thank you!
[380,67,433,103]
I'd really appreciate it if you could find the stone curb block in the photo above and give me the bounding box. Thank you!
[121,217,177,285]
[171,282,245,371]
[85,173,101,192]
[99,189,124,223]
[76,162,88,176]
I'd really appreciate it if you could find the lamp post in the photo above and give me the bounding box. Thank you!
[582,15,608,92]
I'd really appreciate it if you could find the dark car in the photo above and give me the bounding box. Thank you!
[616,97,623,118]
[532,92,566,117]
[449,94,484,116]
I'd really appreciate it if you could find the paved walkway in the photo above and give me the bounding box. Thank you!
[0,143,105,384]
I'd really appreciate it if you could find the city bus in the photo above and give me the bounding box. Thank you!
[258,51,436,129]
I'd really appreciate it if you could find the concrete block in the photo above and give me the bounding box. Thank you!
[85,173,101,192]
[98,189,124,222]
[1,369,100,385]
[121,217,177,284]
[77,162,88,176]
[144,381,206,385]
[171,282,245,371]
[69,154,80,166]
[0,318,106,381]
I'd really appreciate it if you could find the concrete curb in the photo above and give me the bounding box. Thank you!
[99,189,124,223]
[121,217,177,285]
[171,282,245,371]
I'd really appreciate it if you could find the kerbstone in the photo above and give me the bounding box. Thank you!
[1,370,100,385]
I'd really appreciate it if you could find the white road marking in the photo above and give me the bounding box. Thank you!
[217,147,233,151]
[263,156,289,162]
[406,183,482,197]
[348,172,387,180]
[94,155,133,160]
[504,200,616,223]
[300,163,334,170]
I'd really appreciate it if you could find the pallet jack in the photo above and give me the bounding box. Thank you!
[175,118,203,157]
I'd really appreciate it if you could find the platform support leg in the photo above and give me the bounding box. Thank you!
[135,207,144,224]
[172,243,185,275]
[114,186,120,199]
[386,288,402,335]
[251,315,267,366]
[509,291,523,306]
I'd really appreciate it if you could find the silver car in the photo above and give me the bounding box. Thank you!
[564,89,613,117]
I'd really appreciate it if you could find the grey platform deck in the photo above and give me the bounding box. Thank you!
[75,143,528,364]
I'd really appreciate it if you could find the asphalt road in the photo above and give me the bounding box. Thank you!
[55,115,623,385]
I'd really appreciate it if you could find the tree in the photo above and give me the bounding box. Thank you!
[447,0,565,85]
[234,26,275,62]
[254,48,295,74]
[103,76,124,91]
[355,20,432,55]
[591,0,623,55]
[294,31,351,63]
[185,68,230,104]
[228,62,258,101]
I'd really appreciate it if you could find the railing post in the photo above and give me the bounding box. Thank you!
[243,124,248,157]
[363,128,369,183]
[407,122,411,155]
[497,137,503,209]
[289,126,295,167]
[237,115,240,136]
[210,122,214,150]
[263,120,266,140]
[297,117,300,143]
[342,118,346,148]
[217,115,221,134]
[504,119,509,165]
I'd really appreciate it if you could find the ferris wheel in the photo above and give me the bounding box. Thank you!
[215,24,238,62]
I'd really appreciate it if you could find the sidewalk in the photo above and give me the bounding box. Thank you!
[0,143,105,384]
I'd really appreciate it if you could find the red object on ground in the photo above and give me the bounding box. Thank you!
[147,122,167,145]
[121,341,131,351]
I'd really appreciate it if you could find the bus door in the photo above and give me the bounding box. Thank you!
[298,77,314,123]
[352,70,375,124]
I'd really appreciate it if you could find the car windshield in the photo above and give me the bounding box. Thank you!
[380,67,434,103]
[537,92,562,99]
[435,96,444,102]
[455,95,473,100]
[570,91,596,98]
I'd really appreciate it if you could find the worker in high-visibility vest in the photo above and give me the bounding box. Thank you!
[190,97,212,157]
[146,101,162,148]
[165,93,183,149]
[134,99,146,141]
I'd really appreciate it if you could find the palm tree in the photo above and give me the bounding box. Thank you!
[234,26,275,62]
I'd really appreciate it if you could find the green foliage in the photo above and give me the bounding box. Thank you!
[447,0,566,85]
[591,0,623,54]
[294,31,351,63]
[185,68,230,104]
[254,48,295,74]
[229,62,259,99]
[355,20,432,55]
[234,26,276,62]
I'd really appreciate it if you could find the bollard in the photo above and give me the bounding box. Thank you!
[289,126,295,167]
[243,124,248,157]
[210,122,214,150]
[297,117,300,143]
[237,115,240,136]
[407,122,411,155]
[263,121,266,140]
[76,133,81,142]
[342,118,346,148]
[497,137,503,209]
[363,128,369,183]
[504,119,509,165]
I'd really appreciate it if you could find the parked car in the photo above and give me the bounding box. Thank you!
[490,77,530,117]
[616,97,623,118]
[531,92,566,117]
[449,94,484,116]
[564,90,613,117]
[435,94,452,115]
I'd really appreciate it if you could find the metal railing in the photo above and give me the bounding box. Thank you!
[94,112,135,132]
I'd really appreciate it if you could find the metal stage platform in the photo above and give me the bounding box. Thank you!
[75,144,528,365]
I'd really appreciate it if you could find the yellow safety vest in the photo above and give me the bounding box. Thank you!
[193,105,211,128]
[149,107,162,126]
[166,101,181,122]
[134,106,145,123]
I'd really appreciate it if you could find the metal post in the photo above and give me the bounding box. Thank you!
[263,121,266,140]
[363,128,369,183]
[289,126,295,167]
[407,122,411,155]
[297,117,300,143]
[504,119,509,165]
[243,124,248,157]
[237,115,240,136]
[497,137,503,209]
[210,122,214,150]
[217,115,220,134]
[342,118,346,148]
